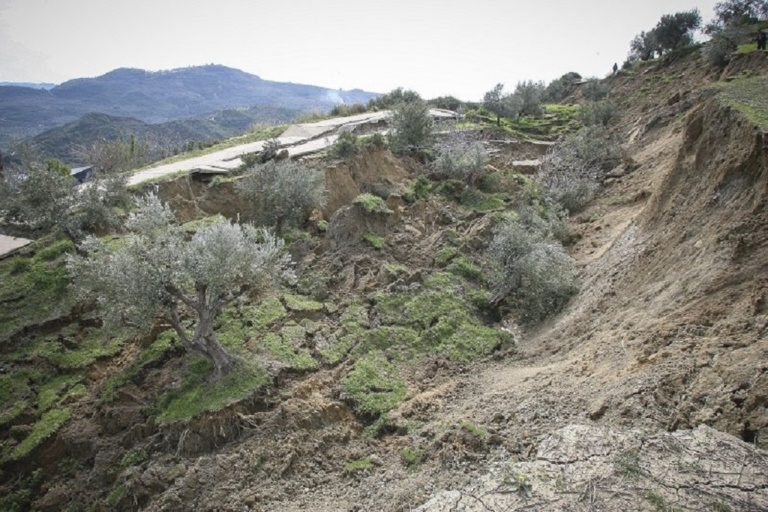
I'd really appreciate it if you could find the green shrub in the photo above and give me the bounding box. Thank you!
[540,125,621,212]
[236,160,326,233]
[581,79,609,101]
[330,103,367,117]
[432,141,489,187]
[488,214,578,323]
[401,447,423,467]
[364,132,387,149]
[388,99,434,155]
[330,131,360,159]
[579,101,620,127]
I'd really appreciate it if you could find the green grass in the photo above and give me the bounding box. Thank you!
[461,188,507,212]
[100,330,180,403]
[401,447,423,468]
[737,42,758,54]
[342,353,407,417]
[119,449,147,469]
[364,233,385,249]
[216,297,288,351]
[0,240,73,341]
[282,293,324,313]
[181,214,226,233]
[448,256,483,282]
[715,75,768,129]
[37,375,82,411]
[13,326,129,370]
[460,420,488,438]
[9,407,71,461]
[353,193,392,213]
[262,329,318,370]
[343,457,374,475]
[319,302,368,365]
[154,358,270,424]
[370,272,510,362]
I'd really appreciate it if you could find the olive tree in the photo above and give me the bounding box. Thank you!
[488,213,578,323]
[236,160,326,234]
[67,195,292,378]
[539,126,621,212]
[0,160,130,240]
[388,99,434,155]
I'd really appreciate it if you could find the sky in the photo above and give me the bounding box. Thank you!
[0,0,717,101]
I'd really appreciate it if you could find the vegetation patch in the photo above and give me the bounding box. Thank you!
[13,326,128,370]
[343,456,373,475]
[448,256,484,282]
[282,293,324,313]
[100,330,180,403]
[9,407,71,461]
[401,447,424,468]
[461,188,507,212]
[154,358,269,424]
[261,329,317,370]
[319,302,369,365]
[342,353,407,417]
[353,193,392,214]
[0,241,73,341]
[363,233,385,249]
[181,214,227,233]
[37,374,82,411]
[715,75,768,129]
[371,272,509,362]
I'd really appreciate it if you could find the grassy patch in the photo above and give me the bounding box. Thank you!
[154,359,269,424]
[342,353,407,417]
[100,330,180,403]
[448,256,483,282]
[13,326,129,370]
[401,447,424,468]
[282,293,324,313]
[119,449,147,469]
[371,272,509,362]
[435,246,459,266]
[461,188,507,212]
[36,239,75,261]
[353,193,392,214]
[319,302,368,365]
[343,456,373,475]
[261,329,317,370]
[0,242,73,341]
[37,374,82,411]
[9,408,71,461]
[460,420,488,438]
[181,214,226,233]
[715,75,768,129]
[364,233,385,249]
[737,42,758,54]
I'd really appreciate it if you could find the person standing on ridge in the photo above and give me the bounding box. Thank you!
[757,30,767,51]
[612,62,619,75]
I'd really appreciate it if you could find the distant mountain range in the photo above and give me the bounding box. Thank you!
[0,64,379,151]
[0,82,57,90]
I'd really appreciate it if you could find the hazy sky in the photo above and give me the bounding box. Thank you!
[0,0,717,100]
